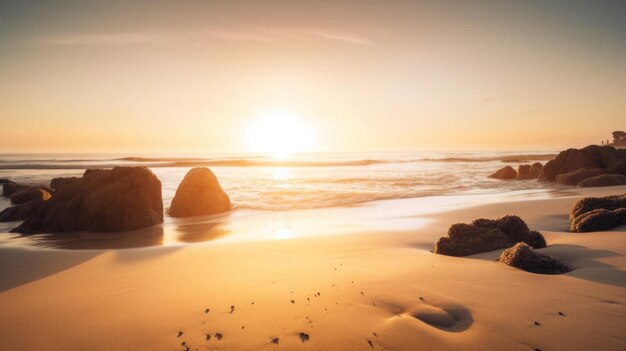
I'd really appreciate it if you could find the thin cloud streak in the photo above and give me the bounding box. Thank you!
[36,26,372,46]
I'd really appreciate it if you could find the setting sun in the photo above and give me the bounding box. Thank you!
[246,109,316,158]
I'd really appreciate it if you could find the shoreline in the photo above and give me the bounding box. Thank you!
[0,185,624,350]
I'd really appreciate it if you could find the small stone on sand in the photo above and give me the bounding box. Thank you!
[177,331,184,338]
[298,332,310,343]
[215,333,223,340]
[271,337,279,344]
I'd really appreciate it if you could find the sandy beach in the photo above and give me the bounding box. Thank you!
[0,185,624,350]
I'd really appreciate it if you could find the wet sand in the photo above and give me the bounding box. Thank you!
[0,186,624,350]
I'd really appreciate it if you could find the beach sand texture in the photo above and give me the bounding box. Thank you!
[0,186,624,350]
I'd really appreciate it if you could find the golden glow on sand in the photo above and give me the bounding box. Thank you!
[246,109,316,159]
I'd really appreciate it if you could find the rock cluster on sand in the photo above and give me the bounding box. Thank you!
[169,167,231,217]
[9,187,52,205]
[539,145,626,186]
[490,162,543,180]
[570,195,626,232]
[7,167,163,234]
[498,243,571,274]
[434,215,546,256]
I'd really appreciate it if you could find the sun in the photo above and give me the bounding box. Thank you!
[246,109,316,159]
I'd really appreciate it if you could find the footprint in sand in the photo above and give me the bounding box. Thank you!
[379,295,473,332]
[298,332,310,342]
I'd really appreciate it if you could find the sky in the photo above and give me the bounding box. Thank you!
[0,0,625,153]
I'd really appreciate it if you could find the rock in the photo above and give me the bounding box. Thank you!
[577,174,626,187]
[50,177,80,190]
[0,200,46,222]
[0,179,11,184]
[529,162,543,178]
[11,167,163,234]
[498,243,571,274]
[539,145,626,181]
[516,164,533,180]
[10,188,52,205]
[169,167,231,217]
[489,166,517,180]
[434,215,546,256]
[570,195,626,222]
[570,208,626,232]
[554,168,606,186]
[2,182,28,197]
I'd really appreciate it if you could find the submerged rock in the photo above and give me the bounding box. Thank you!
[2,182,28,197]
[434,215,546,256]
[570,208,626,232]
[0,200,46,222]
[498,243,571,274]
[489,166,517,180]
[577,174,626,187]
[11,167,163,234]
[169,167,231,217]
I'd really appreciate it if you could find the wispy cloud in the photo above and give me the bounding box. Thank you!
[36,26,372,47]
[482,93,519,103]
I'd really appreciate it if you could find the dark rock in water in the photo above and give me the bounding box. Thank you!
[516,164,533,180]
[10,188,52,205]
[0,179,11,184]
[529,162,543,179]
[498,243,571,274]
[570,208,626,232]
[554,168,606,186]
[577,174,626,188]
[489,166,517,180]
[570,195,626,222]
[169,167,231,217]
[50,177,80,190]
[11,167,163,234]
[434,215,546,256]
[0,200,46,222]
[3,182,28,197]
[539,145,626,182]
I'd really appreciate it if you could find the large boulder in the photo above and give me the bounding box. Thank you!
[539,145,626,182]
[11,167,163,234]
[169,168,231,217]
[578,174,626,187]
[0,179,11,184]
[10,188,52,205]
[516,164,533,180]
[570,208,626,233]
[498,243,571,274]
[529,162,543,178]
[554,168,606,186]
[434,215,546,256]
[489,166,517,180]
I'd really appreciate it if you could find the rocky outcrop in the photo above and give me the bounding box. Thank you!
[569,195,626,232]
[11,167,163,234]
[3,182,28,197]
[578,174,626,187]
[10,188,52,205]
[554,168,606,186]
[434,215,546,256]
[169,167,231,217]
[498,243,571,274]
[489,166,517,180]
[529,162,543,178]
[539,145,626,184]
